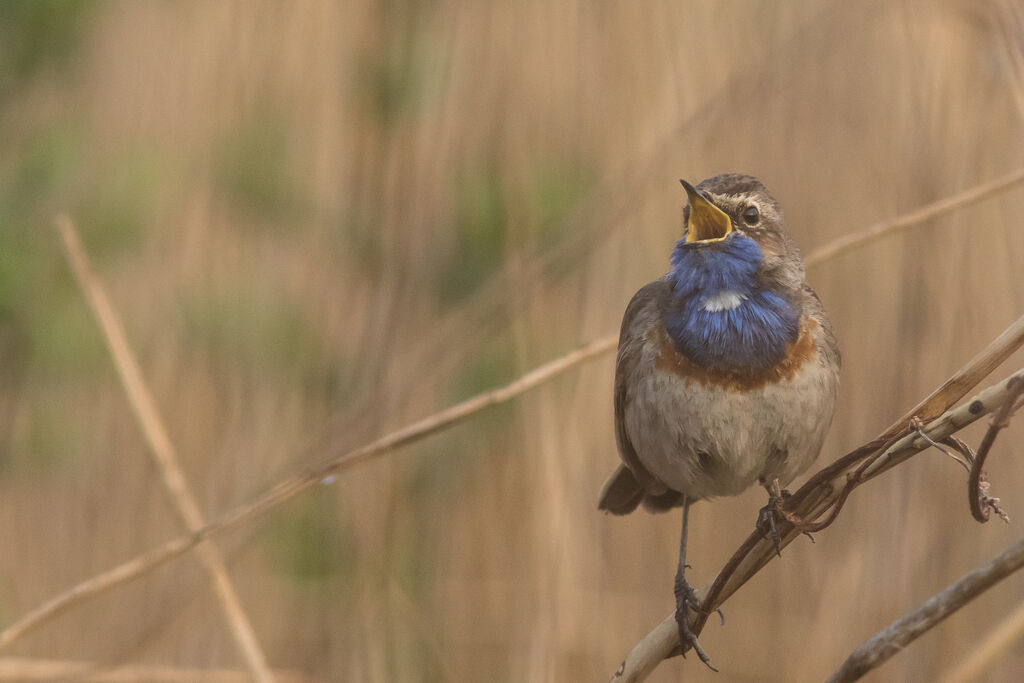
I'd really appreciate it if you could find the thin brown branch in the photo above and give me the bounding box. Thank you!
[0,533,200,649]
[610,361,1024,681]
[804,166,1024,265]
[55,216,274,682]
[826,535,1024,683]
[0,657,311,682]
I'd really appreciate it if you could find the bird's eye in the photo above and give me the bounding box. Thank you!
[741,205,760,226]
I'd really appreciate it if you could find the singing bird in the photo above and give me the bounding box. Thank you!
[598,174,840,664]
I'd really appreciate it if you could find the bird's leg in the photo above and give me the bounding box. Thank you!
[757,478,788,555]
[757,478,813,556]
[674,497,717,671]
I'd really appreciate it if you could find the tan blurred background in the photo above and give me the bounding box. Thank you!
[1,0,1023,681]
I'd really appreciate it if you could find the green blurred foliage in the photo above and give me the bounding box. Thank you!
[265,493,356,581]
[436,165,508,304]
[436,158,594,304]
[361,50,423,127]
[180,288,350,404]
[0,120,156,390]
[455,334,516,398]
[215,113,310,229]
[7,124,81,217]
[0,122,105,388]
[27,292,107,380]
[77,150,157,260]
[0,2,102,474]
[526,158,594,249]
[356,0,432,127]
[0,0,98,105]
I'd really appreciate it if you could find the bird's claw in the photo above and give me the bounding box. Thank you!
[757,480,799,556]
[757,500,784,556]
[674,576,718,671]
[757,481,815,555]
[675,606,718,671]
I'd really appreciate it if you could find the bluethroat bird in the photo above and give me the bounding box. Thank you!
[598,174,840,666]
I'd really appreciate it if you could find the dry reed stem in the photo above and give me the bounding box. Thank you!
[610,367,1024,682]
[1,170,1022,653]
[0,657,311,682]
[826,535,1024,683]
[0,533,198,649]
[803,166,1024,265]
[55,216,275,683]
[879,317,1024,435]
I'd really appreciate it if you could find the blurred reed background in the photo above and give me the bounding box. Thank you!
[1,0,1023,681]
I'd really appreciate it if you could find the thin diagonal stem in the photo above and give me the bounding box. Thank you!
[804,166,1024,265]
[827,535,1024,683]
[56,217,274,682]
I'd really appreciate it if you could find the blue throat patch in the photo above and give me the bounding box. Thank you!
[665,233,799,371]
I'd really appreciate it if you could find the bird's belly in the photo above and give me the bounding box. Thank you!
[626,356,836,500]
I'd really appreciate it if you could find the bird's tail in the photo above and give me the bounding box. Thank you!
[597,464,644,514]
[598,464,684,514]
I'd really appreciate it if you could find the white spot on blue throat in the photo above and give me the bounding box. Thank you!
[701,290,746,312]
[665,233,800,370]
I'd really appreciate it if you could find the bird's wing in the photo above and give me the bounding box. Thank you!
[599,279,675,514]
[801,282,841,371]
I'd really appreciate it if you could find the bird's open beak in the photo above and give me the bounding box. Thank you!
[680,179,733,243]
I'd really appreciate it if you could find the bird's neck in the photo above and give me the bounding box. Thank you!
[664,235,800,371]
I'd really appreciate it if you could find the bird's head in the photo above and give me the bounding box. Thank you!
[673,173,805,294]
[665,174,805,370]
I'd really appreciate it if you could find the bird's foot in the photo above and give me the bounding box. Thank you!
[757,479,812,556]
[674,575,718,671]
[757,499,784,557]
